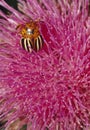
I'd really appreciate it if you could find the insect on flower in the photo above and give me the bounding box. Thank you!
[17,20,43,52]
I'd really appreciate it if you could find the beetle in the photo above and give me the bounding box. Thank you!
[17,21,43,52]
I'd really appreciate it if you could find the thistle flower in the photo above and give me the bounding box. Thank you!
[0,0,90,130]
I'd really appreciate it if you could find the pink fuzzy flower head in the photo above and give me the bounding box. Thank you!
[0,0,90,130]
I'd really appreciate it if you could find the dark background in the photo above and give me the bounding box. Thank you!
[5,0,18,9]
[0,0,18,14]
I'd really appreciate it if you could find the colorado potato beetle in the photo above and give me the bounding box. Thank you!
[17,21,43,52]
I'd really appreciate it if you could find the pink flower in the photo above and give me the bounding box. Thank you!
[0,0,90,130]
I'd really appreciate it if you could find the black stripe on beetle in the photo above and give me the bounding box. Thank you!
[20,38,32,52]
[34,35,43,51]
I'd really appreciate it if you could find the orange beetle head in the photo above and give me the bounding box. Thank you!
[16,21,40,39]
